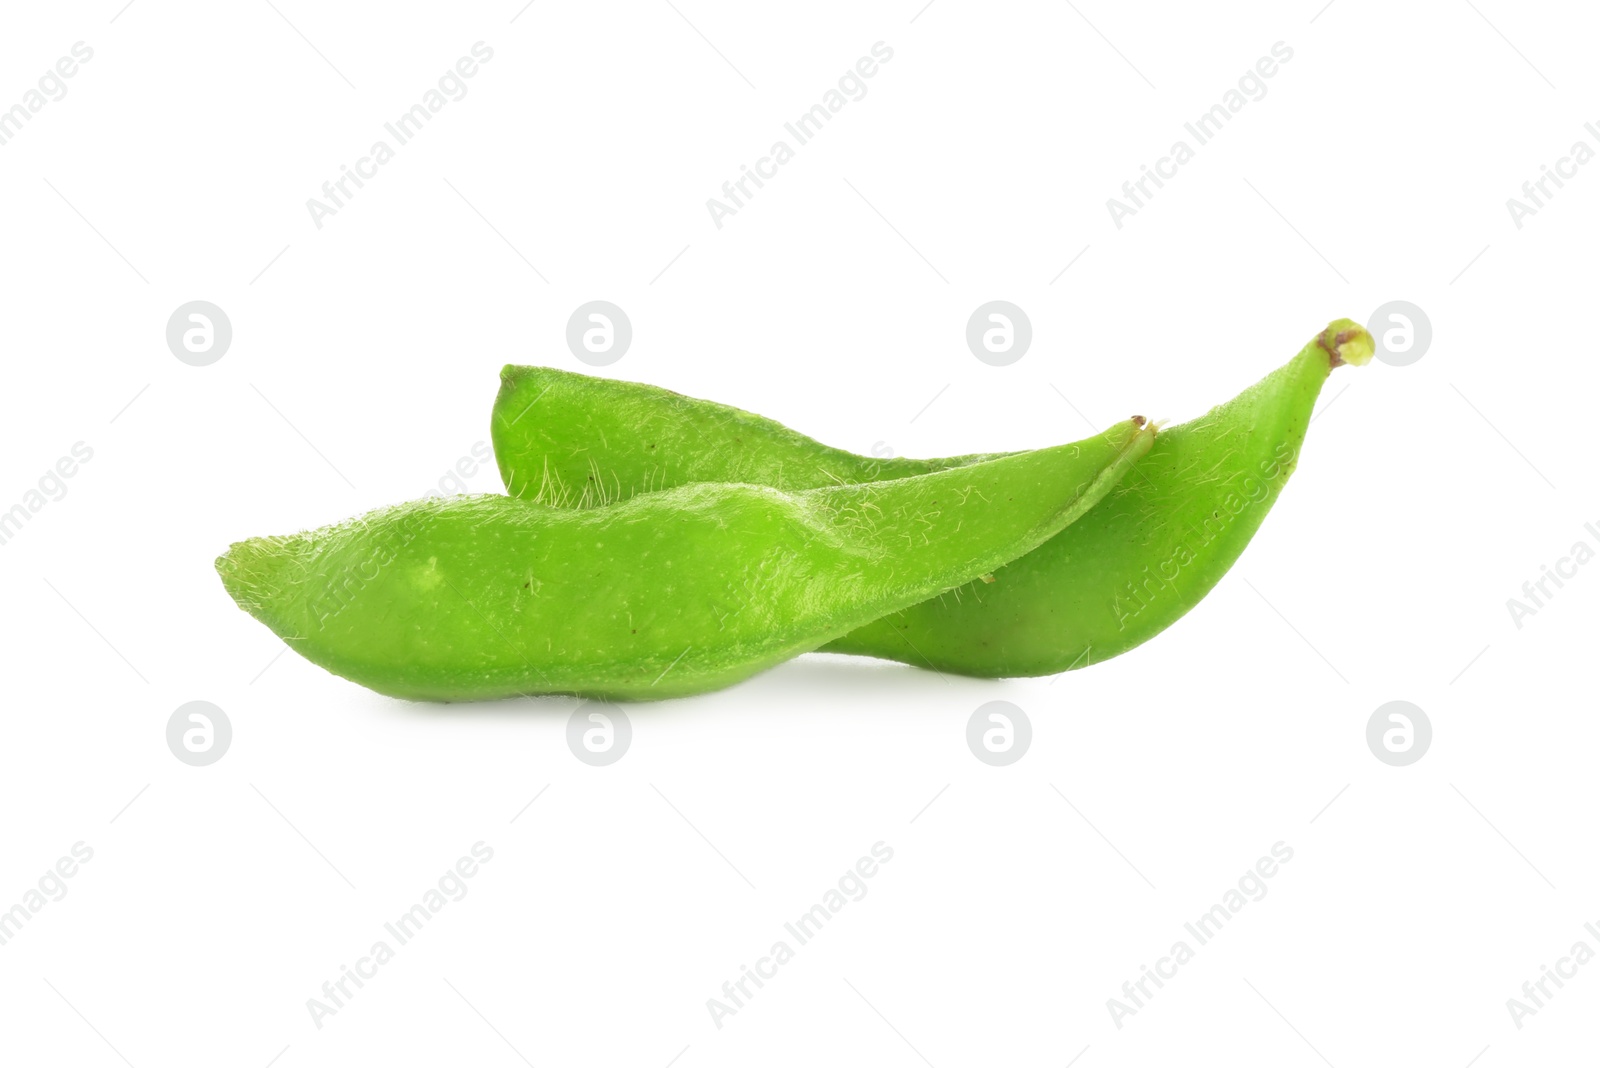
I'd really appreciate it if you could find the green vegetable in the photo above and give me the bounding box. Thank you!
[492,319,1373,677]
[216,420,1155,701]
[493,372,1001,509]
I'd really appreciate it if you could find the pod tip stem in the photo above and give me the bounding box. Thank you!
[1319,319,1376,368]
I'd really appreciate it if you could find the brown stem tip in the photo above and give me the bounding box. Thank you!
[1317,319,1377,368]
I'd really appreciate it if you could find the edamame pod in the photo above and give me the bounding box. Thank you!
[216,419,1155,701]
[831,320,1374,674]
[493,368,1003,508]
[491,319,1373,677]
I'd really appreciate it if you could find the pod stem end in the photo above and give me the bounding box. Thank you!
[1318,318,1376,368]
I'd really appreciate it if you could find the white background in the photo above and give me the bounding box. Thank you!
[1,1,1595,1065]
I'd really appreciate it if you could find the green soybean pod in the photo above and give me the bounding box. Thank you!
[831,320,1374,674]
[216,418,1155,701]
[493,369,1004,508]
[491,319,1373,676]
